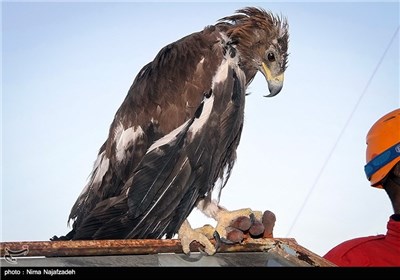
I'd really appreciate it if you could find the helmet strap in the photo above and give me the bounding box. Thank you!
[365,142,400,180]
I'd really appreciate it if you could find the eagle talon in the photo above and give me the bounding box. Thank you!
[197,246,209,256]
[249,213,256,223]
[179,220,216,255]
[220,237,236,244]
[213,230,222,251]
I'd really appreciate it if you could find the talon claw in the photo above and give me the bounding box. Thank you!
[249,213,256,223]
[198,246,208,256]
[220,237,235,244]
[213,230,221,251]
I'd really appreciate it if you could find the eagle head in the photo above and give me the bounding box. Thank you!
[219,7,289,97]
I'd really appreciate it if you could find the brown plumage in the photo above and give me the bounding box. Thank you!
[51,7,289,242]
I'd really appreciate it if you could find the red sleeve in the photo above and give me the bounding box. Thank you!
[323,235,385,267]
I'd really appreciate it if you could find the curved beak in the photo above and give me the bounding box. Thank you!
[260,62,284,97]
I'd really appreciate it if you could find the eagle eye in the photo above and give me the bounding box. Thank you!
[267,52,275,62]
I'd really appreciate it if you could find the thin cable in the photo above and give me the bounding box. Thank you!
[286,25,399,237]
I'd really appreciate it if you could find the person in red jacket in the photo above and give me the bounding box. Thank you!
[324,108,400,266]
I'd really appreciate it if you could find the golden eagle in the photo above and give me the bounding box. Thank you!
[52,7,289,255]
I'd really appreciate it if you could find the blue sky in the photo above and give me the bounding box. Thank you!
[2,1,399,258]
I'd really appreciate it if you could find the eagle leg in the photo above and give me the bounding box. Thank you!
[178,220,217,256]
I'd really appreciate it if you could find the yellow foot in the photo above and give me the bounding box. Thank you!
[215,208,263,240]
[178,220,216,256]
[194,224,215,239]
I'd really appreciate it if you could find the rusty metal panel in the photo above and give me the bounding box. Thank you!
[0,238,335,267]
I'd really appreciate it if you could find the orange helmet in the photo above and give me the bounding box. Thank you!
[364,108,400,188]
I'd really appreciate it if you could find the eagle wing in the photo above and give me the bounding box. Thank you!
[67,27,247,240]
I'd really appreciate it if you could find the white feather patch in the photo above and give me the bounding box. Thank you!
[188,95,214,140]
[212,58,229,85]
[146,120,190,154]
[91,151,110,185]
[196,199,224,219]
[114,122,144,162]
[188,50,241,139]
[77,150,110,204]
[213,40,242,84]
